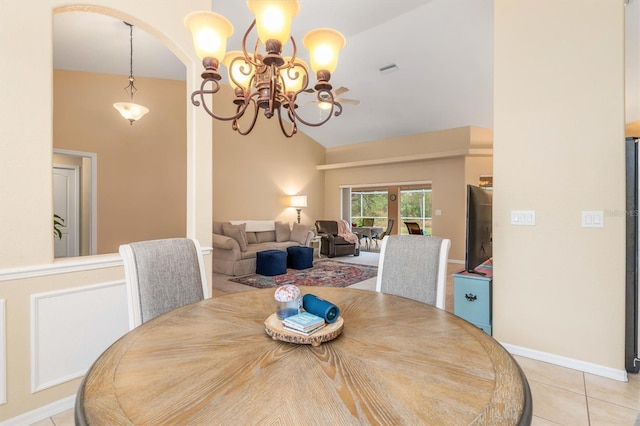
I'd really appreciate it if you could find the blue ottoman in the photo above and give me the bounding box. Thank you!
[256,249,287,276]
[287,246,314,270]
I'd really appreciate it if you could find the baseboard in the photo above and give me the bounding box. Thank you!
[502,342,629,382]
[1,394,75,426]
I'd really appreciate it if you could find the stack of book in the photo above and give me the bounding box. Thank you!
[282,312,325,336]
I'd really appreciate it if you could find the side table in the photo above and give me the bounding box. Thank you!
[453,265,493,335]
[311,236,322,258]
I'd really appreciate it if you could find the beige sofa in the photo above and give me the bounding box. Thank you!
[213,220,314,276]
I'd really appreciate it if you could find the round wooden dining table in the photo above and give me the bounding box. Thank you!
[75,287,532,425]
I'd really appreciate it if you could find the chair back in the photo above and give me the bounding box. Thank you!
[119,238,210,329]
[405,221,423,235]
[382,218,395,237]
[376,235,451,309]
[315,220,339,235]
[372,218,395,241]
[362,218,374,227]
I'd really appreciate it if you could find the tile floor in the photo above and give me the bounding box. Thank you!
[36,251,640,426]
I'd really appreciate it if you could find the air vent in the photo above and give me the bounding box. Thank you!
[379,64,399,75]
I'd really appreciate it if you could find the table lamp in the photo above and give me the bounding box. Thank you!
[290,195,307,224]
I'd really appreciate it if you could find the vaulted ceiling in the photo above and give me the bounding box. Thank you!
[53,0,639,147]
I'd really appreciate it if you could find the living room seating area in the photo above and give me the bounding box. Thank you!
[212,220,314,276]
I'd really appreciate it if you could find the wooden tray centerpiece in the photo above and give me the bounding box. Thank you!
[264,313,344,346]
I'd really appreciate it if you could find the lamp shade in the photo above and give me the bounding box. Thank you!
[280,57,309,93]
[184,11,234,61]
[223,51,254,90]
[303,28,346,74]
[290,195,307,208]
[247,0,299,45]
[113,102,149,123]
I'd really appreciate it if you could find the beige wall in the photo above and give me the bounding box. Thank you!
[212,85,326,227]
[325,126,482,163]
[54,70,187,254]
[321,126,493,261]
[0,1,211,420]
[494,0,626,370]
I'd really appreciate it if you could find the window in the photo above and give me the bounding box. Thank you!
[400,188,432,235]
[351,190,388,227]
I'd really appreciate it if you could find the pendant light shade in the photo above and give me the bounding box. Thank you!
[246,0,299,46]
[113,101,150,123]
[184,11,234,62]
[303,28,346,74]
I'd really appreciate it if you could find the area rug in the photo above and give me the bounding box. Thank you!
[229,260,378,289]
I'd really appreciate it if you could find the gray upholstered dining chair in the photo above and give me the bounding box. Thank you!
[119,238,211,329]
[375,235,451,309]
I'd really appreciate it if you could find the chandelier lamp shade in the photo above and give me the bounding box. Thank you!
[184,0,346,138]
[290,195,307,224]
[113,22,149,125]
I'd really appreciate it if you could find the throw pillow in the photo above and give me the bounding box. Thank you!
[256,231,276,243]
[275,221,291,242]
[222,223,248,252]
[245,232,257,244]
[291,223,310,245]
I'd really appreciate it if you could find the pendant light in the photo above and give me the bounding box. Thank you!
[113,22,149,124]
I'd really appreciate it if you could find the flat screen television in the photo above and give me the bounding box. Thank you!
[465,185,492,274]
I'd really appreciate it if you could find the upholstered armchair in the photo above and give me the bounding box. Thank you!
[315,220,360,258]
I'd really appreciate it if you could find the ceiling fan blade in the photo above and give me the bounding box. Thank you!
[339,98,360,105]
[333,86,349,96]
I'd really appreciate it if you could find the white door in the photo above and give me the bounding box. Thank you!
[53,165,80,258]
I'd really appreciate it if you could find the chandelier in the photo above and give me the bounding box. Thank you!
[113,22,149,125]
[184,0,346,137]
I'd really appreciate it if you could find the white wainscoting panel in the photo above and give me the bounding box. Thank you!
[1,299,6,404]
[31,281,129,392]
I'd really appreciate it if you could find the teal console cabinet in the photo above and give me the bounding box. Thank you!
[453,265,493,335]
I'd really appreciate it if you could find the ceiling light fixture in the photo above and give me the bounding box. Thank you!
[113,22,149,125]
[184,0,346,138]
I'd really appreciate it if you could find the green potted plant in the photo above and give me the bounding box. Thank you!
[54,214,65,239]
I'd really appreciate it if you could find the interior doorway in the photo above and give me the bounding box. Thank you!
[53,165,79,257]
[53,149,97,257]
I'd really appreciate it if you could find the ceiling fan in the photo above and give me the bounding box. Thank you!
[304,86,360,110]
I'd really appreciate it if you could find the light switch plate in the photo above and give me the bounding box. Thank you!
[582,211,604,228]
[511,210,536,226]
